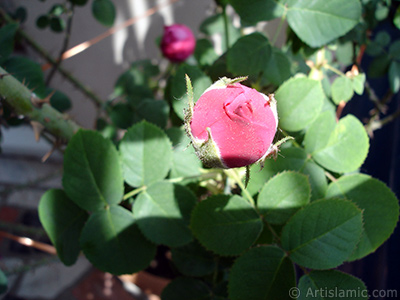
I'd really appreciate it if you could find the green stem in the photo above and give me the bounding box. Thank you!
[123,186,147,200]
[222,6,230,50]
[323,63,346,77]
[0,67,81,141]
[224,168,255,206]
[279,129,301,148]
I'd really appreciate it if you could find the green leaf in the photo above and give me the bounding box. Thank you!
[110,103,135,129]
[3,56,47,97]
[0,24,18,60]
[92,0,115,27]
[171,240,216,277]
[275,76,324,132]
[368,54,390,78]
[326,174,399,260]
[394,6,400,30]
[36,15,50,29]
[336,41,354,65]
[48,89,72,112]
[166,127,202,179]
[286,0,362,47]
[281,198,363,269]
[352,73,366,95]
[228,0,284,25]
[134,99,169,128]
[331,76,354,104]
[0,269,7,295]
[80,205,156,275]
[134,181,197,247]
[298,270,368,300]
[170,64,212,120]
[50,17,65,33]
[199,13,240,51]
[248,147,327,202]
[227,32,272,77]
[63,130,124,211]
[258,171,311,225]
[263,47,292,86]
[39,189,88,266]
[194,38,219,68]
[389,61,400,93]
[119,121,172,187]
[161,277,211,300]
[114,67,153,100]
[304,112,369,173]
[190,195,263,256]
[228,246,295,300]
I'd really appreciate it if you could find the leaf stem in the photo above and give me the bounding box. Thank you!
[224,168,255,206]
[323,63,346,77]
[123,186,147,200]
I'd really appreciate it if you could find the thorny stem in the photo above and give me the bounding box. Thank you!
[224,168,255,206]
[46,4,75,85]
[0,67,81,141]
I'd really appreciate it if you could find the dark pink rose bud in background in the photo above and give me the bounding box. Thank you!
[160,24,196,63]
[185,77,278,169]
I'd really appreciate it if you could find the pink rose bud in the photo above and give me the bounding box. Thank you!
[185,77,278,169]
[160,24,196,63]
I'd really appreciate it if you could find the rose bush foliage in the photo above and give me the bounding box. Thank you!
[1,0,400,299]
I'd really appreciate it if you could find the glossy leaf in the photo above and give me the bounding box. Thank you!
[331,76,354,104]
[134,181,197,247]
[162,277,211,300]
[119,121,172,187]
[304,112,369,173]
[275,76,324,132]
[190,195,263,256]
[228,0,284,25]
[170,64,212,120]
[92,0,115,26]
[47,89,72,112]
[258,171,311,224]
[80,205,156,275]
[227,33,272,77]
[228,246,295,300]
[326,174,399,260]
[286,0,362,47]
[63,130,124,211]
[39,189,88,266]
[248,147,327,202]
[281,198,363,269]
[298,270,368,300]
[171,240,216,277]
